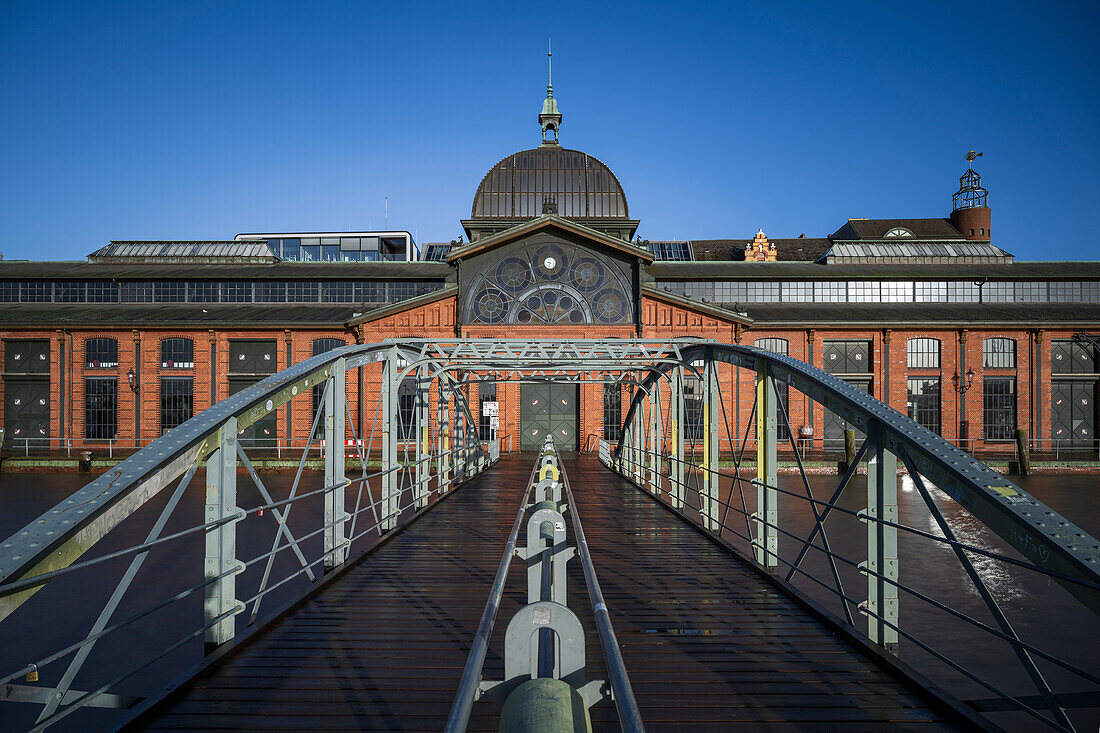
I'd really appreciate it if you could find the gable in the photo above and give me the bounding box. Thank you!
[447,215,653,264]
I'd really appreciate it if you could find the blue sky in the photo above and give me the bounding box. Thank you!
[1,1,1097,260]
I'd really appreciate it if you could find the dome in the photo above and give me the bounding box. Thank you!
[471,147,629,220]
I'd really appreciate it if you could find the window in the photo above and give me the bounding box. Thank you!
[321,281,356,303]
[754,338,789,355]
[984,282,1014,302]
[907,378,941,434]
[86,338,118,369]
[814,281,846,302]
[683,361,704,442]
[885,227,914,237]
[84,378,118,440]
[311,338,347,420]
[155,281,186,302]
[782,281,814,302]
[603,383,622,441]
[847,281,880,302]
[187,282,220,302]
[120,281,154,303]
[160,377,193,433]
[479,381,497,440]
[946,282,980,302]
[1051,340,1098,374]
[55,281,85,302]
[880,281,913,302]
[254,281,286,302]
[286,282,319,302]
[983,378,1017,441]
[0,282,18,302]
[823,340,872,374]
[22,282,52,302]
[159,338,193,368]
[907,338,940,369]
[221,281,252,302]
[398,383,416,440]
[983,338,1016,369]
[914,281,947,302]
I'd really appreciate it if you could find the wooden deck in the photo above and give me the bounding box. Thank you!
[136,454,964,731]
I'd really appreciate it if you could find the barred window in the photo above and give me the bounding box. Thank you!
[983,338,1016,369]
[155,281,186,302]
[983,282,1014,302]
[254,281,287,302]
[847,281,880,302]
[55,282,86,302]
[782,281,814,302]
[814,281,846,302]
[187,282,220,302]
[603,382,622,441]
[983,378,1017,441]
[221,281,252,303]
[286,282,319,302]
[479,381,497,440]
[907,377,941,434]
[906,338,940,368]
[160,377,193,433]
[84,378,118,440]
[120,281,154,303]
[321,281,356,303]
[161,338,194,368]
[880,281,913,302]
[86,338,118,369]
[915,281,947,302]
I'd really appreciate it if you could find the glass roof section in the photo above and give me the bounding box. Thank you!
[823,241,1013,264]
[471,147,628,220]
[88,241,277,262]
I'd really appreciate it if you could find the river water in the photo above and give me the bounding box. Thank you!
[0,467,1097,731]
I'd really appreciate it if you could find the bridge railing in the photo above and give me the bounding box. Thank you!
[605,342,1100,733]
[0,341,495,732]
[447,438,643,732]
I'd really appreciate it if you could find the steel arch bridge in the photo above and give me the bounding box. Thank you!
[0,338,1097,732]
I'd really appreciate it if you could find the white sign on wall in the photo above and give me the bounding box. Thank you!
[482,401,499,417]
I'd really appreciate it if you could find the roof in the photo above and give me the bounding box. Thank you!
[0,261,454,281]
[470,146,629,220]
[88,241,278,263]
[822,241,1012,264]
[640,285,752,326]
[345,285,458,326]
[829,218,964,240]
[739,302,1100,326]
[446,215,653,264]
[646,261,1100,280]
[0,303,369,327]
[689,238,832,262]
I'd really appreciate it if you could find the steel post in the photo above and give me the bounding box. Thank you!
[648,381,660,493]
[671,366,685,509]
[204,417,238,651]
[323,359,348,570]
[415,365,430,508]
[456,380,467,481]
[381,348,400,531]
[702,355,720,531]
[439,378,451,494]
[754,362,778,568]
[865,424,899,650]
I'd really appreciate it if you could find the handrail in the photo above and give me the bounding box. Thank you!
[560,454,644,731]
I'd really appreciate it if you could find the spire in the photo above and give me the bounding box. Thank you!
[539,38,562,146]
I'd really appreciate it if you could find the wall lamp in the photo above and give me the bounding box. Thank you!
[953,367,975,394]
[127,368,138,392]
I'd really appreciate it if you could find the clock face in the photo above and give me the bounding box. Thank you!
[543,256,557,270]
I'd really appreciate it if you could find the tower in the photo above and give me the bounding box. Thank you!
[539,41,562,146]
[950,151,991,241]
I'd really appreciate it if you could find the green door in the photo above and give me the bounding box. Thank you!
[520,383,578,451]
[3,378,50,449]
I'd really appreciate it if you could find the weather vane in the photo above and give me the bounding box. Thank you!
[965,150,983,169]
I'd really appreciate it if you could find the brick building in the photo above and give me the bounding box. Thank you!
[2,88,1098,456]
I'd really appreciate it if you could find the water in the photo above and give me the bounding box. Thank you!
[0,468,1097,731]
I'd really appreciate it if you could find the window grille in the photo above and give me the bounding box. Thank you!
[160,377,193,433]
[161,338,194,368]
[983,338,1016,369]
[479,381,497,440]
[983,378,1017,441]
[84,378,118,440]
[85,338,118,369]
[906,338,940,369]
[603,383,622,441]
[907,378,941,434]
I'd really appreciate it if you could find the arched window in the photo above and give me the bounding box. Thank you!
[753,338,789,355]
[983,338,1016,369]
[907,338,940,369]
[85,338,118,369]
[161,338,194,368]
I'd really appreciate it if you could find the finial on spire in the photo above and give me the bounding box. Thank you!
[539,39,562,146]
